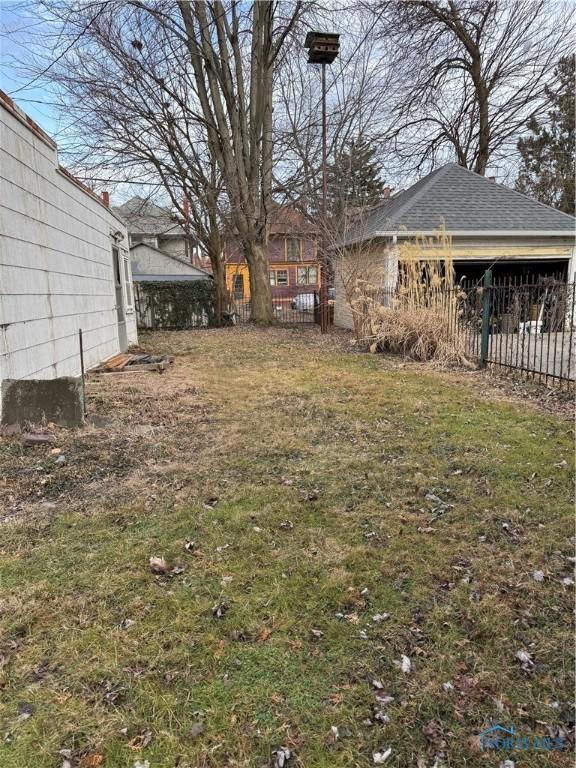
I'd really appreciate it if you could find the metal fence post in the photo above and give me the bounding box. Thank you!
[479,268,493,368]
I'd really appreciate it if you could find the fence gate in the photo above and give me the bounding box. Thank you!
[227,289,334,325]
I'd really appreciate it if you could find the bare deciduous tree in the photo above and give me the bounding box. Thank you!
[275,10,392,214]
[173,0,307,323]
[15,1,231,320]
[370,0,574,176]
[15,0,308,324]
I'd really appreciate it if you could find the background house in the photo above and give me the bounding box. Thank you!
[130,242,212,283]
[225,206,319,307]
[112,197,213,329]
[334,163,576,330]
[0,90,137,424]
[112,196,211,273]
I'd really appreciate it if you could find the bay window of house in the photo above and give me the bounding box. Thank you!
[286,238,301,261]
[297,266,318,285]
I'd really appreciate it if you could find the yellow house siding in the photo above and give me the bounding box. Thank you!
[225,264,251,298]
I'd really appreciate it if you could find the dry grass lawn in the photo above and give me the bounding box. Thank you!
[0,327,574,767]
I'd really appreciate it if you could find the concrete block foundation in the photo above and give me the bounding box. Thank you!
[1,378,84,427]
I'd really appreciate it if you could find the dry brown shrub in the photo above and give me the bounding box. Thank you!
[351,227,473,367]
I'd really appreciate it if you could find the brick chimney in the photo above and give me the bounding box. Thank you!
[101,190,110,207]
[488,176,496,183]
[382,187,393,199]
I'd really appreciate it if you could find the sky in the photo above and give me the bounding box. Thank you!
[0,1,62,137]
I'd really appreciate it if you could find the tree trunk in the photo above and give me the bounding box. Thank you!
[244,240,274,324]
[209,251,227,327]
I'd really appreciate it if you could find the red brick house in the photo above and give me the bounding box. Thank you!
[224,206,319,308]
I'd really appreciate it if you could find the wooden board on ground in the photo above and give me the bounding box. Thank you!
[94,353,172,374]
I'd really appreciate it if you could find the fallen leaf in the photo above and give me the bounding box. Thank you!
[79,755,104,768]
[149,556,168,575]
[532,570,544,582]
[128,730,153,750]
[212,602,228,619]
[273,746,291,767]
[423,720,447,750]
[401,654,412,673]
[373,747,392,763]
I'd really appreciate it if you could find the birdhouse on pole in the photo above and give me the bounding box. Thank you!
[304,32,340,65]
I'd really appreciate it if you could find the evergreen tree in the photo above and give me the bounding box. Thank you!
[515,55,575,214]
[327,137,386,217]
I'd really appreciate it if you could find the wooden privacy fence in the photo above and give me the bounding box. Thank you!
[134,281,216,330]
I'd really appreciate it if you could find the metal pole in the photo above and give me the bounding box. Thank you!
[479,268,493,368]
[320,61,328,333]
[78,328,86,415]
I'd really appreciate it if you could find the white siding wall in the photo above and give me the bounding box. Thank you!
[0,101,137,390]
[333,243,392,331]
[157,236,188,261]
[131,243,206,277]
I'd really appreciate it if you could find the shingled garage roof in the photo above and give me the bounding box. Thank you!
[352,163,575,241]
[112,196,185,236]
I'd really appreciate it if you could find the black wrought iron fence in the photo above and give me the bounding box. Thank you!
[442,275,574,388]
[475,274,575,388]
[360,273,575,388]
[228,289,327,325]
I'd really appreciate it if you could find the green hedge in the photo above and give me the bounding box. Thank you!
[135,280,216,329]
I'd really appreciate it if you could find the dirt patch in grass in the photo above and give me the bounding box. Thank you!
[0,327,573,767]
